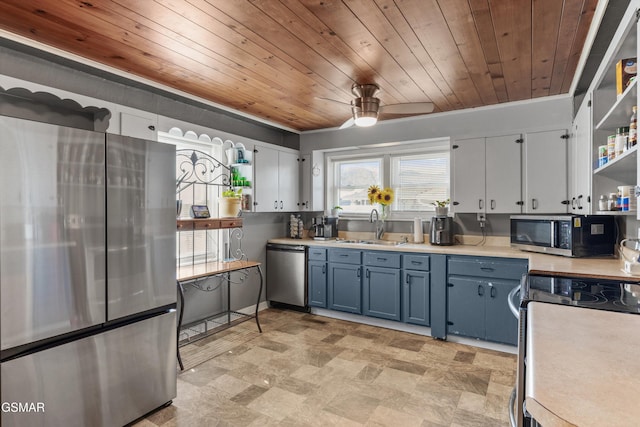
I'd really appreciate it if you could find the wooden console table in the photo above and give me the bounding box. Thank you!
[176,259,263,370]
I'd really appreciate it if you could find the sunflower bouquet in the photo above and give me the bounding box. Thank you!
[368,185,394,219]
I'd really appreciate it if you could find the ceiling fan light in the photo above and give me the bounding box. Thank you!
[354,115,378,127]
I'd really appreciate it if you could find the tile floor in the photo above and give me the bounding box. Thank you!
[134,309,516,426]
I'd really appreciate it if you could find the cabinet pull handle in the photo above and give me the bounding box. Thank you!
[489,283,496,298]
[366,269,370,278]
[377,257,387,262]
[280,201,283,210]
[532,198,538,210]
[480,267,494,272]
[274,201,278,209]
[411,260,421,265]
[577,194,583,210]
[339,254,348,257]
[357,268,361,278]
[490,199,496,210]
[478,285,484,296]
[406,274,410,284]
[322,265,326,274]
[479,199,484,209]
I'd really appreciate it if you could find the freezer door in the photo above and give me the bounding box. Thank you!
[1,311,177,427]
[107,135,176,320]
[0,116,106,351]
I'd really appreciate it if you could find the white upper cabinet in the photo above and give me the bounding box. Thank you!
[485,134,522,214]
[254,145,300,212]
[452,138,486,213]
[120,111,158,140]
[523,129,569,213]
[452,135,521,214]
[568,96,592,214]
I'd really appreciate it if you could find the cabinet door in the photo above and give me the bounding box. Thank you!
[402,270,430,326]
[327,263,362,314]
[486,134,522,213]
[278,150,300,212]
[300,154,311,210]
[254,146,279,212]
[571,96,592,214]
[120,112,157,140]
[447,276,485,339]
[363,266,401,321]
[308,261,327,308]
[484,279,519,345]
[524,129,569,213]
[452,138,486,213]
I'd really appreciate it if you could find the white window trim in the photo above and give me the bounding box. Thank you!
[325,137,450,220]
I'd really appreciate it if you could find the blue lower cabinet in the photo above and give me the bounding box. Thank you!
[447,276,519,346]
[484,279,519,345]
[447,276,485,339]
[308,261,327,308]
[328,263,362,314]
[402,270,430,326]
[363,266,401,321]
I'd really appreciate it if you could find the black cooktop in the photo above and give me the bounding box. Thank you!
[523,274,640,314]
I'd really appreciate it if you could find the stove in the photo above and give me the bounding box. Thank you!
[511,274,640,426]
[524,274,640,314]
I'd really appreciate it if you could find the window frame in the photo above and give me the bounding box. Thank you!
[325,138,450,220]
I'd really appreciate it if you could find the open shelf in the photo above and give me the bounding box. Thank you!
[593,145,637,181]
[595,79,637,131]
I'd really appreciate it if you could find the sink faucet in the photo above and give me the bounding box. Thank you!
[369,208,384,240]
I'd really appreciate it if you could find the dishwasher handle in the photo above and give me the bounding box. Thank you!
[266,243,306,252]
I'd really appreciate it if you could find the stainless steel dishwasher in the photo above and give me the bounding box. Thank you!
[266,243,307,309]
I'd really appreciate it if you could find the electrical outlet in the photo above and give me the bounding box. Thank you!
[477,213,486,222]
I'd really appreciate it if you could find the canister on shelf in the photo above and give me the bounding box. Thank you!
[609,192,619,210]
[599,195,609,211]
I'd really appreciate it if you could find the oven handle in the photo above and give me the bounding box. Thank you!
[509,386,517,427]
[507,284,520,319]
[550,220,556,248]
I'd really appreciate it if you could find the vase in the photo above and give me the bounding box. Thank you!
[380,205,389,220]
[219,197,241,217]
[435,206,448,216]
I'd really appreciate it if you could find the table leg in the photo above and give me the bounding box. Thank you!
[177,280,185,371]
[255,265,263,333]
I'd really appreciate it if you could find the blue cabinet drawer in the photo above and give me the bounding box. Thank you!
[448,256,527,280]
[363,251,401,268]
[402,254,430,271]
[328,249,361,265]
[308,247,327,261]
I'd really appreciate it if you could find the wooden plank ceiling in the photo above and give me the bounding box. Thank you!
[0,0,598,132]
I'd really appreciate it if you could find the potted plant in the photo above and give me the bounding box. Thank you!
[331,206,343,217]
[433,198,450,216]
[219,188,242,217]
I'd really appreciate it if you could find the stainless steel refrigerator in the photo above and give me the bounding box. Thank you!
[0,116,177,426]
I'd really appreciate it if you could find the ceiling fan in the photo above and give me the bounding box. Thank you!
[321,83,435,129]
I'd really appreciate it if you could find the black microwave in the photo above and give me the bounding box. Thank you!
[510,215,616,257]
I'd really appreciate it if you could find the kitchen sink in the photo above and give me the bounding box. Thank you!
[336,239,406,246]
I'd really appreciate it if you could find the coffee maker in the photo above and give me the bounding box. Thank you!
[429,215,454,245]
[312,216,338,240]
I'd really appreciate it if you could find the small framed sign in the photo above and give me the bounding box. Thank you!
[191,205,210,219]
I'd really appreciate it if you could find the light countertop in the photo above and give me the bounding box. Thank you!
[268,236,637,281]
[526,302,640,426]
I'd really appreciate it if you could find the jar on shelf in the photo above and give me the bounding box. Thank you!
[607,134,616,160]
[598,195,609,211]
[614,127,628,156]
